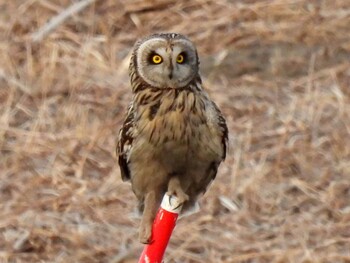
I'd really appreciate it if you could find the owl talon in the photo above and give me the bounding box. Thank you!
[168,194,173,206]
[167,190,189,205]
[173,202,183,210]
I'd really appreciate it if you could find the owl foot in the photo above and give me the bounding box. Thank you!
[139,221,152,244]
[167,177,189,206]
[138,191,160,244]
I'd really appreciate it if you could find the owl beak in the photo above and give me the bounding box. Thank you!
[168,63,173,80]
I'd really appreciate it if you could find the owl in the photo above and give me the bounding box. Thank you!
[117,33,228,244]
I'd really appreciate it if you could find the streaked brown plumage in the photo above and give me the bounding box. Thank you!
[117,33,228,243]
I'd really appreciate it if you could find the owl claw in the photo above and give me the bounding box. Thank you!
[173,202,183,210]
[168,193,184,209]
[168,194,173,206]
[167,189,189,205]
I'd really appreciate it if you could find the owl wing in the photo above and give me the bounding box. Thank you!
[213,101,229,160]
[117,103,135,182]
[200,101,228,190]
[184,104,228,212]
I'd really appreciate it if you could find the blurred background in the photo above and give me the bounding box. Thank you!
[1,0,350,262]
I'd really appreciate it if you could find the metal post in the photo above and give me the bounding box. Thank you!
[138,194,182,263]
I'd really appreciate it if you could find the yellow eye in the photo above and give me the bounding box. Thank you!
[152,54,163,64]
[176,54,184,64]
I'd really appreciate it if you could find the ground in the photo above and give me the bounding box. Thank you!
[0,0,350,262]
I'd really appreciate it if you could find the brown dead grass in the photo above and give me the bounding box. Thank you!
[1,0,350,262]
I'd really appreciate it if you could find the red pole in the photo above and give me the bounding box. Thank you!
[138,194,182,263]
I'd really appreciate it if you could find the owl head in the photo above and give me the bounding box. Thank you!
[131,33,199,89]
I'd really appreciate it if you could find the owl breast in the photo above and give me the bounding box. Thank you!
[131,87,224,173]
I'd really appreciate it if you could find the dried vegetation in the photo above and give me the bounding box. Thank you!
[0,0,350,262]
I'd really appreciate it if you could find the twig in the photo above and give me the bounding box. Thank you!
[0,68,32,94]
[31,0,97,43]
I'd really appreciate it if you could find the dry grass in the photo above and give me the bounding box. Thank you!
[1,0,350,262]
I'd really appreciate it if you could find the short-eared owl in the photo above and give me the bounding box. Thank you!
[117,33,228,243]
